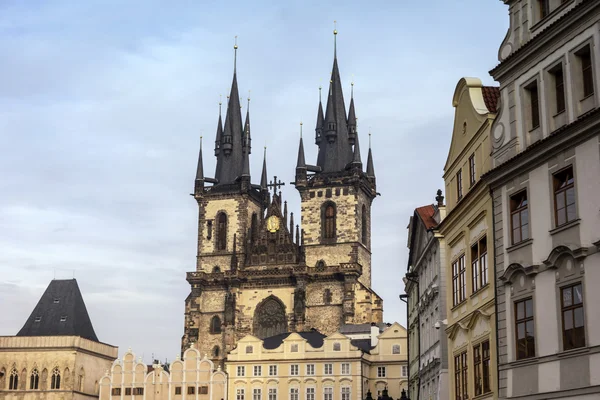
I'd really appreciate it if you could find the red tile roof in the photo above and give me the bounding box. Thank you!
[415,205,437,230]
[482,86,500,113]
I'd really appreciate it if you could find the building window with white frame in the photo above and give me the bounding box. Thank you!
[290,388,299,400]
[268,388,277,400]
[377,366,386,378]
[306,387,315,400]
[237,388,245,400]
[253,388,262,400]
[237,366,245,377]
[392,344,400,354]
[341,363,350,375]
[253,366,262,376]
[290,364,299,376]
[324,363,333,375]
[306,364,315,376]
[333,342,341,351]
[402,365,408,377]
[269,365,277,376]
[323,387,333,400]
[342,387,351,400]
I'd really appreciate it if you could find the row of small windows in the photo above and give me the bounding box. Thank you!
[236,363,353,377]
[4,367,63,391]
[239,343,401,356]
[236,386,351,400]
[111,387,145,396]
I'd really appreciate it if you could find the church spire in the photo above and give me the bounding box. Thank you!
[347,80,357,145]
[243,93,251,154]
[215,37,245,185]
[351,133,362,169]
[297,122,306,169]
[261,147,268,191]
[195,136,204,187]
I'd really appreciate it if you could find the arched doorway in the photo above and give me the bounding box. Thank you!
[253,296,287,339]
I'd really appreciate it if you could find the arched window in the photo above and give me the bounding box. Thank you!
[212,266,221,273]
[210,315,222,334]
[78,368,84,392]
[392,344,400,354]
[323,289,332,305]
[30,369,39,390]
[217,213,227,250]
[253,296,288,339]
[361,205,368,244]
[212,346,220,357]
[51,368,61,390]
[9,368,18,390]
[323,203,336,239]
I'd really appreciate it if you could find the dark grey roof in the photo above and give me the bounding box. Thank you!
[350,339,372,353]
[340,323,375,334]
[17,279,99,342]
[262,331,327,350]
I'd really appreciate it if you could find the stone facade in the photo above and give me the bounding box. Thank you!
[489,1,600,399]
[406,200,449,400]
[99,346,227,400]
[439,78,499,400]
[226,324,407,400]
[0,336,117,400]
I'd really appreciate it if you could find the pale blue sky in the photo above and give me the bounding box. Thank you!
[0,0,508,362]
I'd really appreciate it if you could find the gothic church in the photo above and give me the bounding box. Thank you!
[182,33,383,365]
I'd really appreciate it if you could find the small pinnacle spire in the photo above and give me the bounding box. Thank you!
[290,212,294,241]
[352,134,362,166]
[367,131,376,179]
[242,134,250,177]
[260,147,268,190]
[296,135,306,169]
[195,136,204,192]
[233,36,238,74]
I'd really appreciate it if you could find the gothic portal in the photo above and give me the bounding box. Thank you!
[181,32,383,363]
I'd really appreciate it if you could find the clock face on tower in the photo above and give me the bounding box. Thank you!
[266,216,281,233]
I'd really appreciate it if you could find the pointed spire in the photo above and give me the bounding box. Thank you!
[283,201,288,228]
[244,92,251,154]
[367,131,376,179]
[196,136,204,181]
[352,133,362,168]
[242,133,250,177]
[290,212,294,241]
[214,98,223,156]
[296,225,300,245]
[347,80,357,145]
[261,147,268,190]
[296,124,306,169]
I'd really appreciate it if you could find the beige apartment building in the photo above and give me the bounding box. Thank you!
[0,279,118,399]
[99,346,227,400]
[488,0,600,399]
[226,324,407,400]
[439,78,499,400]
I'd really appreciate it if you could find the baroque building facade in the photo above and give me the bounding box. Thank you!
[99,346,227,400]
[181,34,383,365]
[405,197,448,400]
[438,78,499,400]
[0,279,118,399]
[488,0,600,398]
[225,324,407,400]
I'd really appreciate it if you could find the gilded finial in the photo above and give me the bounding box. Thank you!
[233,36,238,73]
[333,20,338,57]
[319,86,322,102]
[300,121,303,138]
[334,20,337,35]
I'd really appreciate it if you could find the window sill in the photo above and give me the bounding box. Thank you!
[506,238,533,253]
[530,1,572,32]
[549,219,580,235]
[552,109,566,119]
[451,300,467,312]
[471,284,490,298]
[528,125,540,133]
[473,392,494,400]
[509,355,540,368]
[579,92,595,103]
[557,346,589,358]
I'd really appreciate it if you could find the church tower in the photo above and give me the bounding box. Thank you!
[182,33,382,363]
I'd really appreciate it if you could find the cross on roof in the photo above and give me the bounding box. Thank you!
[267,176,285,194]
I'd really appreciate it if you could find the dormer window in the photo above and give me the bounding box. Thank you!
[290,344,298,352]
[60,316,67,322]
[34,316,42,322]
[53,298,60,304]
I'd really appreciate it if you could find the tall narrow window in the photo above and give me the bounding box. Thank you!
[253,388,262,400]
[253,366,262,376]
[207,220,213,240]
[482,341,491,393]
[553,166,576,226]
[217,213,227,250]
[306,388,315,400]
[361,205,368,244]
[538,0,550,19]
[474,341,491,395]
[510,191,529,244]
[552,64,566,114]
[290,388,299,400]
[9,368,18,390]
[527,81,540,130]
[469,154,476,186]
[471,236,488,292]
[452,255,466,306]
[454,351,468,400]
[51,368,61,390]
[212,346,220,357]
[210,315,222,334]
[341,387,351,400]
[323,387,333,400]
[323,289,332,305]
[30,369,39,390]
[580,47,594,98]
[456,170,463,201]
[269,388,277,400]
[323,203,336,239]
[474,345,482,396]
[237,388,245,400]
[561,283,585,350]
